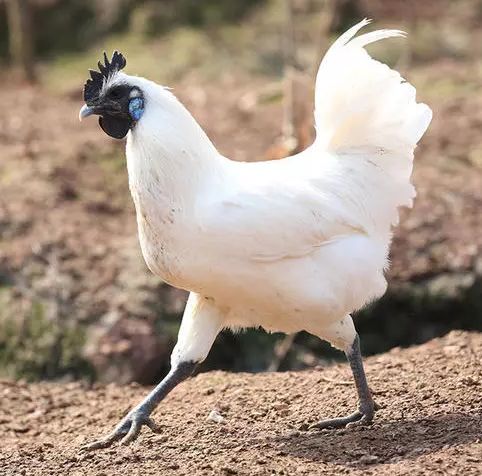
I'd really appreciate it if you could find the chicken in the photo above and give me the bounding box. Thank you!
[78,19,432,450]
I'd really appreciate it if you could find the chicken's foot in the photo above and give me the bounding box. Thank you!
[80,361,197,450]
[310,334,378,430]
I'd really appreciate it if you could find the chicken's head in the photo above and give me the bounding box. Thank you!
[79,51,144,139]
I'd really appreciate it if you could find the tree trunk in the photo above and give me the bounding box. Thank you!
[6,0,36,82]
[281,0,297,152]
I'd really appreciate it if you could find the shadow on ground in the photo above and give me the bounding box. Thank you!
[274,412,482,466]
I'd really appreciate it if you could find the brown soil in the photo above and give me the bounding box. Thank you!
[2,330,481,475]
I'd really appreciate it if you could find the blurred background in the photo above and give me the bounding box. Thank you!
[0,0,481,384]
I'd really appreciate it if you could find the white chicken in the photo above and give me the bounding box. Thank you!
[79,19,432,449]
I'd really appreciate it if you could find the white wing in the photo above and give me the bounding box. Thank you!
[202,162,367,263]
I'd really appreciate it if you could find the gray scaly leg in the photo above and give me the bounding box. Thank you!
[81,292,223,450]
[81,361,196,450]
[310,334,377,429]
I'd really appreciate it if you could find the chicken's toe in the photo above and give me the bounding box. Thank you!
[309,410,364,430]
[309,400,378,430]
[80,411,161,451]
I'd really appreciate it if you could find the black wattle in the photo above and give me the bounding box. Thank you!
[99,115,131,139]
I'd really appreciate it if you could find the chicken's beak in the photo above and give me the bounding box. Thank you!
[79,104,95,121]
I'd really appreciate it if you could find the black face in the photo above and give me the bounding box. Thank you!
[95,84,134,139]
[81,51,143,139]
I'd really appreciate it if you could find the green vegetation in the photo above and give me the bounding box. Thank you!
[0,0,265,60]
[0,286,93,380]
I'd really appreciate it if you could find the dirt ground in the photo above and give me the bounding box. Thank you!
[1,330,481,475]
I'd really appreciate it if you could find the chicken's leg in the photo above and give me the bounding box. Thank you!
[81,293,223,450]
[81,361,196,450]
[310,334,377,429]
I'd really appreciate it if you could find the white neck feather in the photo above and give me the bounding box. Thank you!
[125,79,224,209]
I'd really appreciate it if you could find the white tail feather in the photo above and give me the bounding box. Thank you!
[314,19,432,232]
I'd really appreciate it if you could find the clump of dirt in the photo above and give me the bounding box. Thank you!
[2,331,481,475]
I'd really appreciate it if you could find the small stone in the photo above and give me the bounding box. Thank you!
[207,409,225,424]
[221,467,237,475]
[358,454,378,465]
[11,424,30,433]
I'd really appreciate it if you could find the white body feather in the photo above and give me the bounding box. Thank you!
[121,20,432,358]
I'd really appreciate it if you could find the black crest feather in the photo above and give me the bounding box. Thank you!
[83,51,127,103]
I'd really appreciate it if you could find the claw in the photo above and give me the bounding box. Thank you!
[80,428,122,451]
[121,420,141,445]
[309,402,377,430]
[145,417,163,433]
[80,411,162,451]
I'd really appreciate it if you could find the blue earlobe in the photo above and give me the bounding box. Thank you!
[129,97,144,121]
